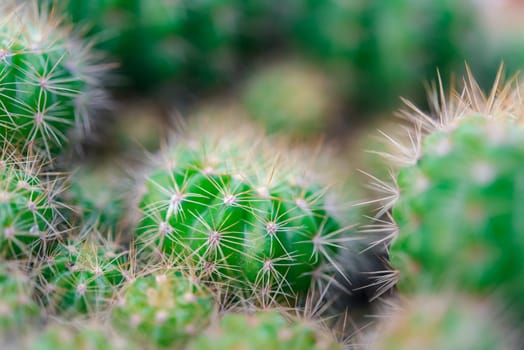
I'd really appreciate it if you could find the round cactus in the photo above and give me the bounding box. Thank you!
[0,147,63,259]
[37,230,129,315]
[64,161,127,232]
[0,262,41,333]
[61,0,239,91]
[371,73,524,315]
[0,0,108,157]
[187,310,341,350]
[111,269,215,348]
[135,117,354,299]
[369,295,516,350]
[242,60,337,137]
[20,323,135,350]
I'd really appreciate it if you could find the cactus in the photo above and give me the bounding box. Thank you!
[242,60,337,137]
[111,269,215,348]
[369,294,516,350]
[0,262,41,334]
[187,310,341,350]
[291,0,475,111]
[37,230,129,315]
[371,72,524,316]
[20,322,135,350]
[134,117,354,299]
[0,146,64,259]
[63,161,127,232]
[60,0,239,91]
[0,0,108,157]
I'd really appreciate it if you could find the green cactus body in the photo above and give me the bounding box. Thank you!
[63,0,238,91]
[0,263,41,332]
[187,311,341,350]
[371,295,515,350]
[111,271,214,348]
[22,324,134,350]
[390,116,524,307]
[0,153,60,259]
[0,1,107,156]
[135,120,351,297]
[242,61,336,136]
[38,234,128,315]
[373,73,524,319]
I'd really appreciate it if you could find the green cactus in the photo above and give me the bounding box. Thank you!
[187,310,341,350]
[242,60,337,137]
[135,118,353,299]
[0,262,41,333]
[0,0,108,157]
[373,74,524,316]
[0,147,63,259]
[60,0,239,91]
[370,295,515,350]
[63,161,127,232]
[111,269,215,348]
[21,323,135,350]
[37,230,129,315]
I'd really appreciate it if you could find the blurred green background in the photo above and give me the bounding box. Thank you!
[47,0,524,153]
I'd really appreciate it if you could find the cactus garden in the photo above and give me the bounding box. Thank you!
[1,0,523,349]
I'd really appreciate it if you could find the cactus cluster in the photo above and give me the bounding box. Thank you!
[1,0,523,349]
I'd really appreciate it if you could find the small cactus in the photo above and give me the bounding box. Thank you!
[37,230,129,315]
[368,294,516,350]
[242,60,337,137]
[0,0,108,157]
[0,262,41,333]
[0,146,64,259]
[20,322,135,350]
[64,161,127,232]
[111,269,215,348]
[187,310,342,350]
[134,117,354,299]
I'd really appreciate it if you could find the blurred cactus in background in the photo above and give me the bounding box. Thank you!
[242,60,338,137]
[187,310,342,350]
[62,0,239,92]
